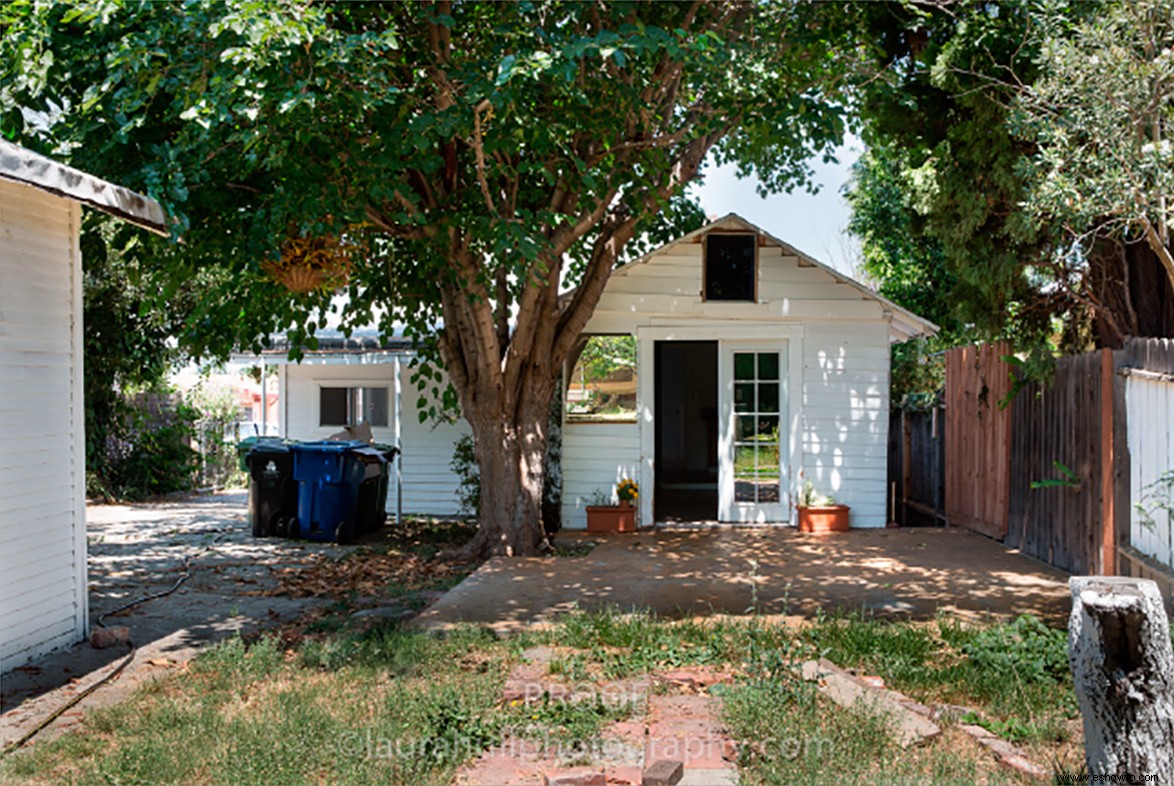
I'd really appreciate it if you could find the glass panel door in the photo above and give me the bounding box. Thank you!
[719,343,788,523]
[733,351,781,504]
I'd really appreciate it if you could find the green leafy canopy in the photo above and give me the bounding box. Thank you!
[1,0,853,366]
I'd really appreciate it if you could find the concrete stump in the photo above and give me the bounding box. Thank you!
[1068,577,1174,779]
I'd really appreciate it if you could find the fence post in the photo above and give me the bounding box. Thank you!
[1100,348,1116,576]
[1068,577,1174,779]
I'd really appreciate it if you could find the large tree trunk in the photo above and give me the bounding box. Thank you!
[1068,576,1174,779]
[458,393,554,558]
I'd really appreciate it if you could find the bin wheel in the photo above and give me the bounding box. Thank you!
[336,522,355,545]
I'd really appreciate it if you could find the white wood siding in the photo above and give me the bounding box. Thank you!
[584,244,886,335]
[1127,375,1174,571]
[801,323,891,528]
[0,180,87,672]
[560,423,641,529]
[283,360,469,516]
[566,234,893,529]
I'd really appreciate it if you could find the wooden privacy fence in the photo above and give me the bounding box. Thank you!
[888,404,946,528]
[937,339,1174,598]
[943,343,1014,540]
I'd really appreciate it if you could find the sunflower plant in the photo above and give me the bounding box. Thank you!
[616,478,639,504]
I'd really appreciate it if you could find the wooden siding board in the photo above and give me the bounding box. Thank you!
[0,179,86,671]
[801,326,890,527]
[561,422,641,528]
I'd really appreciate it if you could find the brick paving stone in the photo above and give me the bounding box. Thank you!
[641,758,684,786]
[542,768,606,786]
[606,765,645,785]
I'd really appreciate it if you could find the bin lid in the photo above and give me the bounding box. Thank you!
[289,440,368,453]
[247,440,291,456]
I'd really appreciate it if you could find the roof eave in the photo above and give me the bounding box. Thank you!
[0,140,167,235]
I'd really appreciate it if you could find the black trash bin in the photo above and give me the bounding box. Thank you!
[246,442,298,537]
[352,446,391,534]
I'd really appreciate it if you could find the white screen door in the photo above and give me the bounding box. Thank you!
[718,343,789,522]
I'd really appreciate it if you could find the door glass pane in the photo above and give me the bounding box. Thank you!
[757,415,779,440]
[736,415,757,441]
[734,383,755,412]
[757,353,779,380]
[759,383,779,414]
[734,353,755,380]
[734,445,757,502]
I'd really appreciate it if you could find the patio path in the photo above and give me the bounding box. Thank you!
[412,526,1072,632]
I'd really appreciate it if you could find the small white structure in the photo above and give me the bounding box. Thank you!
[255,337,470,517]
[562,214,936,528]
[265,215,934,529]
[0,141,165,672]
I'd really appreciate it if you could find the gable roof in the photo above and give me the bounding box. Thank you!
[0,140,166,235]
[608,213,937,341]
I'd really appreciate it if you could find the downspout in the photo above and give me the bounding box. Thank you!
[394,354,403,526]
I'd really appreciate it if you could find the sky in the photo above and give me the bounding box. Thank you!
[690,134,864,276]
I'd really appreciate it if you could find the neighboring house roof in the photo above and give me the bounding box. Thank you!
[582,212,938,342]
[248,333,415,360]
[0,140,166,235]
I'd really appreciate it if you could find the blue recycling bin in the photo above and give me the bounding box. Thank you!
[290,441,368,543]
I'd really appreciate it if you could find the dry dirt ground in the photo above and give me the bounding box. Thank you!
[1,491,355,746]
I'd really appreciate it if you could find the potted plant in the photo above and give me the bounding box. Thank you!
[585,479,638,533]
[796,481,850,533]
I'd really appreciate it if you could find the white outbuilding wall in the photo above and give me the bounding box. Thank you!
[279,356,470,517]
[0,179,87,672]
[560,214,932,530]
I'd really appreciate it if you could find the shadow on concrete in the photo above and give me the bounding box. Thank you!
[413,526,1071,633]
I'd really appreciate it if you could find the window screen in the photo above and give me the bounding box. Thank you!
[319,386,389,427]
[705,234,756,301]
[358,387,389,427]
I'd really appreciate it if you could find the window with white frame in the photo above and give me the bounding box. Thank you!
[319,386,389,427]
[565,335,638,422]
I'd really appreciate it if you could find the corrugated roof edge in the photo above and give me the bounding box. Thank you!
[246,335,417,357]
[0,140,167,236]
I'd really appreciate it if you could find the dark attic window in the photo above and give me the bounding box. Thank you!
[704,233,756,301]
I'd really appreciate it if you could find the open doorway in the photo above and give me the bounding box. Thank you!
[654,341,718,521]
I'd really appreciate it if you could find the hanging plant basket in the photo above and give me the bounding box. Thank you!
[263,231,355,294]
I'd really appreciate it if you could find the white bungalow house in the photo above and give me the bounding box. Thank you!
[0,141,166,673]
[262,214,935,530]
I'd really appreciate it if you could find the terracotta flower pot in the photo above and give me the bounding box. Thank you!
[586,503,636,533]
[797,505,851,534]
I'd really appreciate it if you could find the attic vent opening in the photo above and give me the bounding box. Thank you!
[704,233,756,302]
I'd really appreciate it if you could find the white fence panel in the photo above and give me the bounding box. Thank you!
[1127,373,1174,571]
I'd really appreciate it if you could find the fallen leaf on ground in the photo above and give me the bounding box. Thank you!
[265,550,472,600]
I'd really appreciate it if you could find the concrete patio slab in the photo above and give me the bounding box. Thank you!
[411,526,1071,632]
